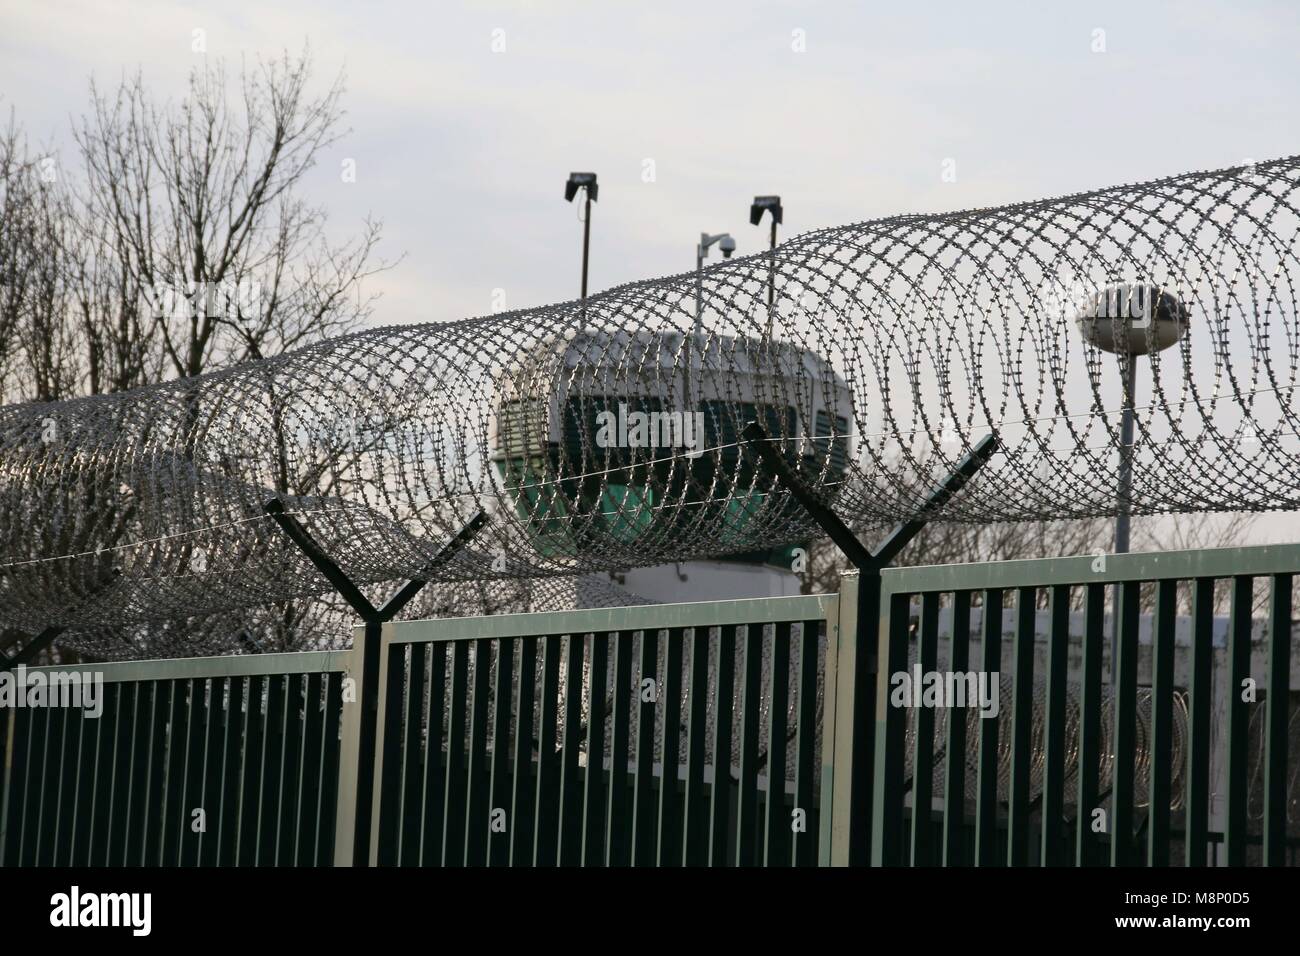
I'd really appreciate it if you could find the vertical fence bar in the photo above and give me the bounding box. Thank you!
[605,631,633,866]
[581,632,609,867]
[442,640,470,866]
[631,630,659,867]
[1078,585,1106,867]
[735,624,761,866]
[419,644,448,867]
[532,635,561,866]
[257,676,287,867]
[237,676,266,867]
[138,681,168,867]
[910,594,939,866]
[557,634,585,866]
[489,638,515,867]
[371,642,400,868]
[655,629,684,867]
[397,646,425,866]
[1147,579,1176,866]
[296,673,325,867]
[317,672,343,866]
[218,677,247,866]
[1111,580,1140,867]
[18,706,50,866]
[1185,577,1214,867]
[51,700,77,865]
[0,707,24,866]
[66,694,91,865]
[85,687,114,866]
[508,638,536,867]
[1008,587,1036,867]
[792,620,820,868]
[681,627,710,866]
[1041,585,1070,867]
[463,638,493,866]
[709,625,737,867]
[1225,576,1253,867]
[763,622,792,867]
[198,679,226,867]
[871,591,911,866]
[974,588,1002,867]
[1264,573,1292,866]
[943,591,971,867]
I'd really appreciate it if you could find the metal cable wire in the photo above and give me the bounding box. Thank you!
[2,155,1298,650]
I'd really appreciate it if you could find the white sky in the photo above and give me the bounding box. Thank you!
[2,0,1298,541]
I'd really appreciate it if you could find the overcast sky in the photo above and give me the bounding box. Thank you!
[3,0,1297,324]
[3,0,1299,542]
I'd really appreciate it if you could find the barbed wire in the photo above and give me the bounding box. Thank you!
[1,154,1298,650]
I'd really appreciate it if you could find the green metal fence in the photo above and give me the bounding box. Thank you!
[0,650,350,866]
[824,543,1299,868]
[363,594,836,866]
[2,541,1296,867]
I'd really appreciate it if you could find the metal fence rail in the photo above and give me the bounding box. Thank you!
[366,594,837,866]
[0,651,349,866]
[847,543,1298,868]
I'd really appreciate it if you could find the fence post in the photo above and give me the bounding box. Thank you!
[742,423,999,867]
[332,624,368,866]
[265,501,486,865]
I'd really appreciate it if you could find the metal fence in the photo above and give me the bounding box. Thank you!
[363,595,834,866]
[0,651,349,866]
[2,542,1297,867]
[828,543,1299,867]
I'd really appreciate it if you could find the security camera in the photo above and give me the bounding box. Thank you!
[719,235,737,258]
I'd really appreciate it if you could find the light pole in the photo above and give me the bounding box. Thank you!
[1075,281,1188,681]
[750,195,783,335]
[691,232,736,410]
[565,172,598,318]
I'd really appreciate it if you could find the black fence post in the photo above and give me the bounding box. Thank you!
[264,499,486,865]
[742,422,999,866]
